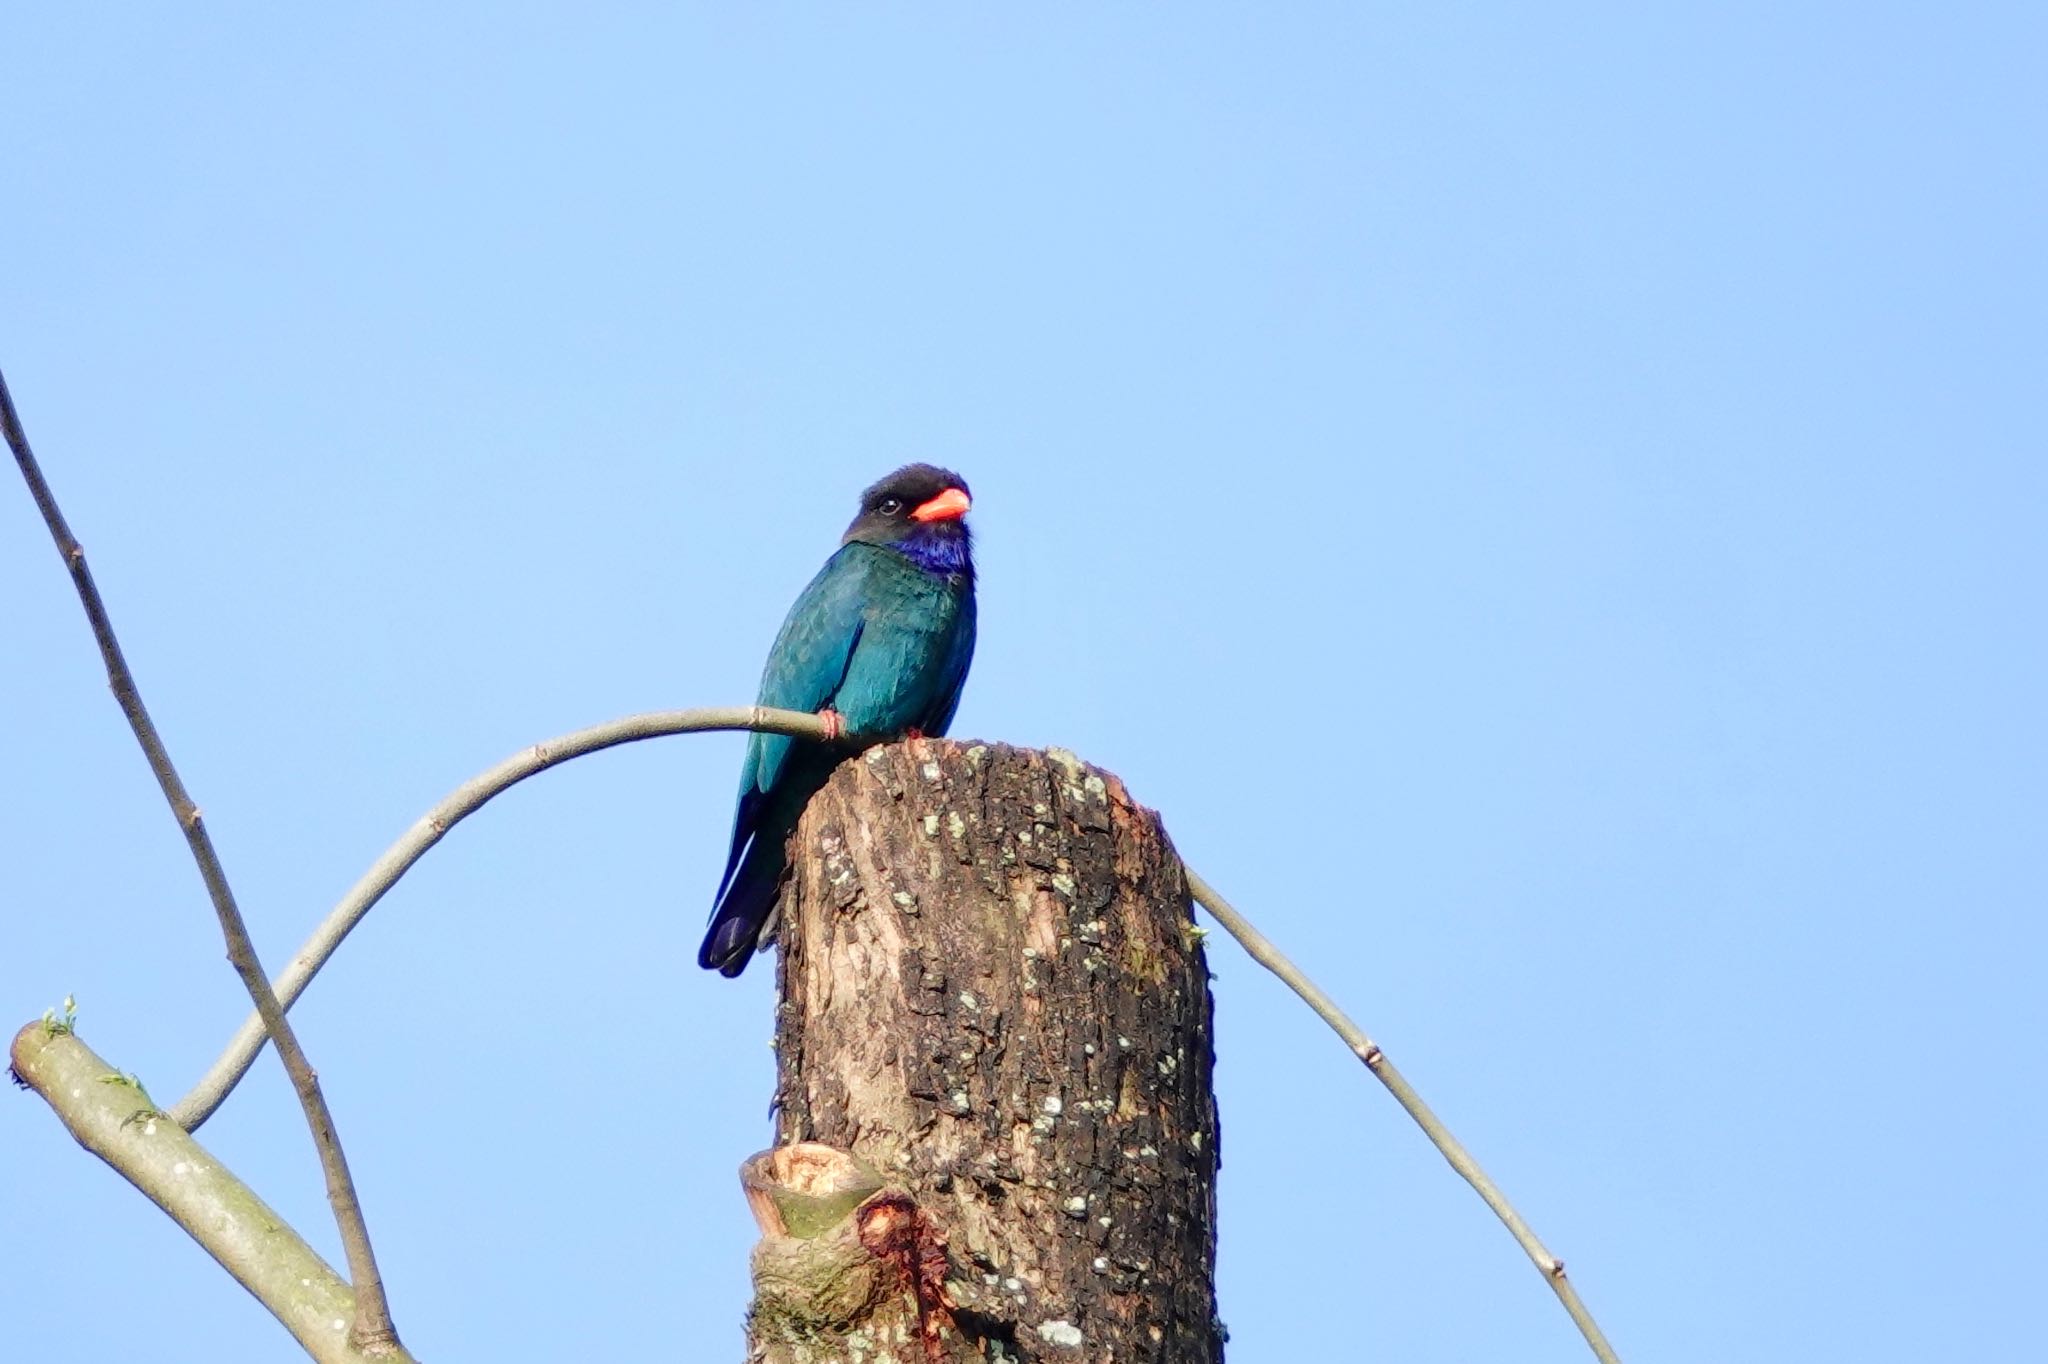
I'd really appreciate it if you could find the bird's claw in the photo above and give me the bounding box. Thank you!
[818,708,846,742]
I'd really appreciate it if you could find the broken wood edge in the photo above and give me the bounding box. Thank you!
[740,1141,886,1239]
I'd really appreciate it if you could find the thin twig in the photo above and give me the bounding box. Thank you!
[1181,865,1623,1364]
[2,369,402,1355]
[170,705,837,1129]
[9,1023,419,1364]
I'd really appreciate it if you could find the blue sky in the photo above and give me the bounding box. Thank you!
[4,6,2043,1361]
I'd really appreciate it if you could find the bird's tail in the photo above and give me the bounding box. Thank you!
[697,832,787,977]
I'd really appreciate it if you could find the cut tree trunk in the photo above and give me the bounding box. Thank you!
[744,739,1222,1364]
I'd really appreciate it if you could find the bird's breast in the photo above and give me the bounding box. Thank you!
[837,562,970,730]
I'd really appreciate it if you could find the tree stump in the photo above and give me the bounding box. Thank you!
[749,739,1222,1363]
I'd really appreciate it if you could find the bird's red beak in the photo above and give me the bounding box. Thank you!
[910,487,972,522]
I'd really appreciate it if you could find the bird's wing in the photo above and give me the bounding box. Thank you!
[714,545,874,900]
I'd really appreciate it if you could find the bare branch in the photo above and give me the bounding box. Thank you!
[2,369,401,1353]
[171,706,837,1129]
[1181,866,1623,1364]
[9,1022,418,1364]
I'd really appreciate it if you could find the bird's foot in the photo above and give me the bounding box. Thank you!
[905,727,926,740]
[817,707,846,742]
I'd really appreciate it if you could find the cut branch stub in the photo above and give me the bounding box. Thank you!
[742,1143,955,1364]
[769,739,1222,1363]
[741,1141,885,1239]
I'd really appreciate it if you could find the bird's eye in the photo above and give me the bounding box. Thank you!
[877,497,904,516]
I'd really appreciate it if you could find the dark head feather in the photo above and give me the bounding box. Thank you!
[842,464,974,579]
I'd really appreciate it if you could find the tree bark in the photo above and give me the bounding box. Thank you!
[747,739,1222,1363]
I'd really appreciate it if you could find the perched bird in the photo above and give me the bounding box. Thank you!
[698,464,978,976]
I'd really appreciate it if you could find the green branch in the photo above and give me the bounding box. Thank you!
[9,1023,416,1364]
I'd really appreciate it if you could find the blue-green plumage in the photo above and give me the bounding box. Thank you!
[700,465,977,976]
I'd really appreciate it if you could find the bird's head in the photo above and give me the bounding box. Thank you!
[843,464,973,577]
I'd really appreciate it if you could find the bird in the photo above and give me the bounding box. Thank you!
[698,464,978,976]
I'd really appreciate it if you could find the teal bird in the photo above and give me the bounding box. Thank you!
[699,464,977,976]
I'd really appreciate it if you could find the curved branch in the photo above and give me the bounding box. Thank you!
[5,368,401,1354]
[169,706,836,1130]
[162,706,1624,1362]
[10,1022,417,1364]
[1182,866,1623,1364]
